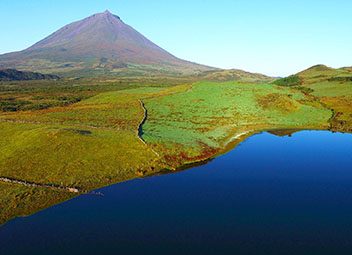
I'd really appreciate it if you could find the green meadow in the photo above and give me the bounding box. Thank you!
[143,81,331,167]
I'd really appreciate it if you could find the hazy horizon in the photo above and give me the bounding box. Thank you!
[1,0,351,76]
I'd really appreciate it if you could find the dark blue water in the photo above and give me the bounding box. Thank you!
[1,131,352,255]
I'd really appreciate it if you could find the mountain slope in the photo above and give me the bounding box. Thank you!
[0,10,214,77]
[0,69,59,81]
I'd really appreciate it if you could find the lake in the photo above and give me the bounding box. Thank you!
[1,131,352,255]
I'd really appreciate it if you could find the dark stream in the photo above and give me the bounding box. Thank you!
[1,131,352,255]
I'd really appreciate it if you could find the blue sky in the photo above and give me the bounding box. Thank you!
[1,0,351,76]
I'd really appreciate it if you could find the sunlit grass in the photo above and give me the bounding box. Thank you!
[143,81,331,167]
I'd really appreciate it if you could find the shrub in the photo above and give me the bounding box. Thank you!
[273,75,302,86]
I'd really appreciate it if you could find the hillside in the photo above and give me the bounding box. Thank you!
[0,69,59,81]
[274,64,352,86]
[195,69,274,83]
[274,64,352,132]
[0,10,214,77]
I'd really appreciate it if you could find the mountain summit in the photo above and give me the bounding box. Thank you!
[0,11,213,76]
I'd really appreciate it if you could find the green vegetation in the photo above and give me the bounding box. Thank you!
[196,69,274,83]
[306,81,352,97]
[0,183,74,224]
[273,75,302,86]
[0,83,170,224]
[0,69,60,81]
[0,69,351,225]
[0,95,84,112]
[280,65,352,132]
[0,87,171,190]
[143,81,331,167]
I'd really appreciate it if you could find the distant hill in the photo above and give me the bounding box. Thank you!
[274,64,352,86]
[0,10,214,77]
[273,64,352,133]
[196,69,274,83]
[0,69,60,81]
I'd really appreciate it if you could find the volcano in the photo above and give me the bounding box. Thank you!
[0,10,214,77]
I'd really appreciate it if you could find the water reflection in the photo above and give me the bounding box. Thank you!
[1,131,352,255]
